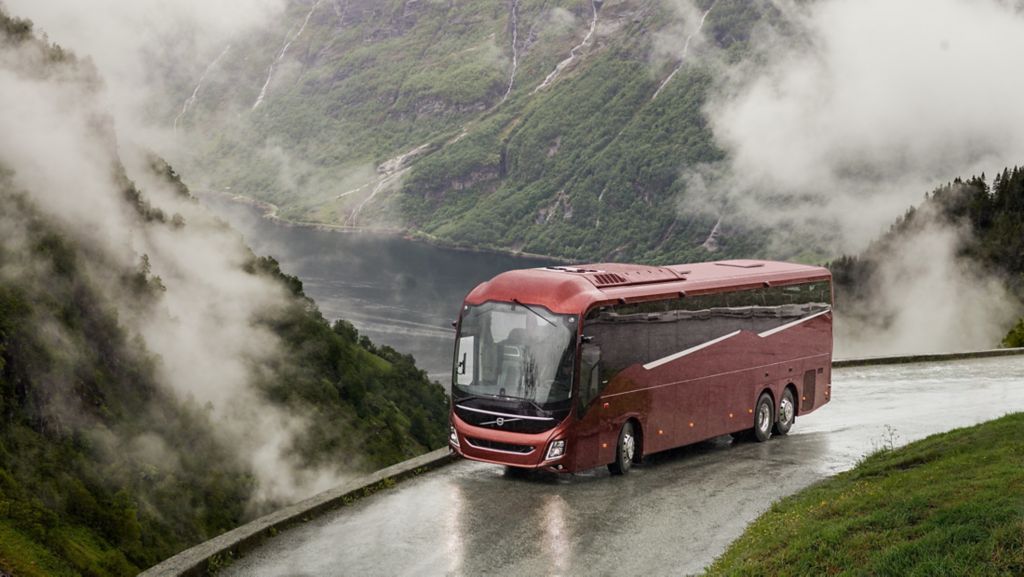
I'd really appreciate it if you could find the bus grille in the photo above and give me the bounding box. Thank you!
[466,438,534,454]
[454,405,563,434]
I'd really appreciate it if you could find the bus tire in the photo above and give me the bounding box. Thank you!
[754,392,774,442]
[773,388,796,436]
[608,421,636,475]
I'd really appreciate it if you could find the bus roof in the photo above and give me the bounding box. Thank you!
[463,259,832,315]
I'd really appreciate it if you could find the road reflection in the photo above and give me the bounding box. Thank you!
[445,484,464,576]
[541,494,571,576]
[222,356,1024,577]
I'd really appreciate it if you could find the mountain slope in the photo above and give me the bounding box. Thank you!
[172,0,780,263]
[0,8,447,575]
[830,167,1024,353]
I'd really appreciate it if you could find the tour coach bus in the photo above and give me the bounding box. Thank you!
[448,260,833,474]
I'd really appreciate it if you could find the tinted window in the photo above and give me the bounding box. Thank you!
[581,280,831,400]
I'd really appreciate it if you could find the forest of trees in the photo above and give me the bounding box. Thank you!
[0,170,448,577]
[0,9,448,576]
[830,167,1024,345]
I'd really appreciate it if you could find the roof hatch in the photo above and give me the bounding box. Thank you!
[714,260,766,269]
[546,265,683,288]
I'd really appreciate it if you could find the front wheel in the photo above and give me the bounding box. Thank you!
[608,421,636,475]
[754,392,774,442]
[773,388,796,436]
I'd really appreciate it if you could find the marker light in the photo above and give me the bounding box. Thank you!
[546,439,566,460]
[449,425,460,448]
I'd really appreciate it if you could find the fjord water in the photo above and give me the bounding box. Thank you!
[201,195,556,380]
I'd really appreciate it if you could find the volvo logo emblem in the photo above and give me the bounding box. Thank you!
[496,417,505,427]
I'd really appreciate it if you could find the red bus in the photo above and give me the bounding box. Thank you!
[448,260,832,474]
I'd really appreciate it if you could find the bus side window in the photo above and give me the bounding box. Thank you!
[578,343,601,416]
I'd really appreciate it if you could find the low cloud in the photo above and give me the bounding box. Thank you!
[688,0,1024,354]
[696,0,1024,250]
[835,213,1018,358]
[0,24,345,504]
[4,0,288,155]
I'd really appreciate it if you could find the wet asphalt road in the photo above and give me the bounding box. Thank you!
[224,356,1024,577]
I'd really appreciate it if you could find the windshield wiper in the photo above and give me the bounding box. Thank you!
[519,398,550,417]
[452,391,487,403]
[513,298,556,327]
[460,390,552,416]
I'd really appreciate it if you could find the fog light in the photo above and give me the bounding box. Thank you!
[546,439,565,460]
[449,425,460,448]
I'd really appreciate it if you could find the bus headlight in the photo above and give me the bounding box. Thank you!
[546,439,565,460]
[449,425,460,448]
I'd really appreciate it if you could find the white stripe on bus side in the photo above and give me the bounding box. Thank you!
[756,308,832,338]
[641,307,832,371]
[642,330,741,371]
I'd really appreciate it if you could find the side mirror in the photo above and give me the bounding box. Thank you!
[456,336,474,385]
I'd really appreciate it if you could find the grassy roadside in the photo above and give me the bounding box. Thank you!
[706,413,1024,576]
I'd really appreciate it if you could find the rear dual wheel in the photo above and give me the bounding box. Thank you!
[773,388,796,436]
[733,389,796,443]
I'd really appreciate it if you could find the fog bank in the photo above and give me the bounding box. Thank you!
[695,0,1024,354]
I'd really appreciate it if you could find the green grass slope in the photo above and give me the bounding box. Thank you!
[706,413,1024,576]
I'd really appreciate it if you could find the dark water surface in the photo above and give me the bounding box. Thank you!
[201,195,556,380]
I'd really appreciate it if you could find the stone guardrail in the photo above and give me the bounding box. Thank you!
[142,347,1024,576]
[832,347,1024,368]
[139,447,456,577]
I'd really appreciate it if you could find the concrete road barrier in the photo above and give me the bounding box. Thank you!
[833,347,1024,368]
[139,448,456,577]
[141,347,1024,576]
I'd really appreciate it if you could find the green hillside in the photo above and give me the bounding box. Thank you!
[830,167,1024,344]
[0,9,447,576]
[706,413,1024,576]
[173,0,780,263]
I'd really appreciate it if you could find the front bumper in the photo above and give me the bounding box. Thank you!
[450,412,572,472]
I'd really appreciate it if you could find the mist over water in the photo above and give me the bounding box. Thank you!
[201,195,556,380]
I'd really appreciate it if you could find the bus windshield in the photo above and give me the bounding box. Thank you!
[453,301,576,409]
